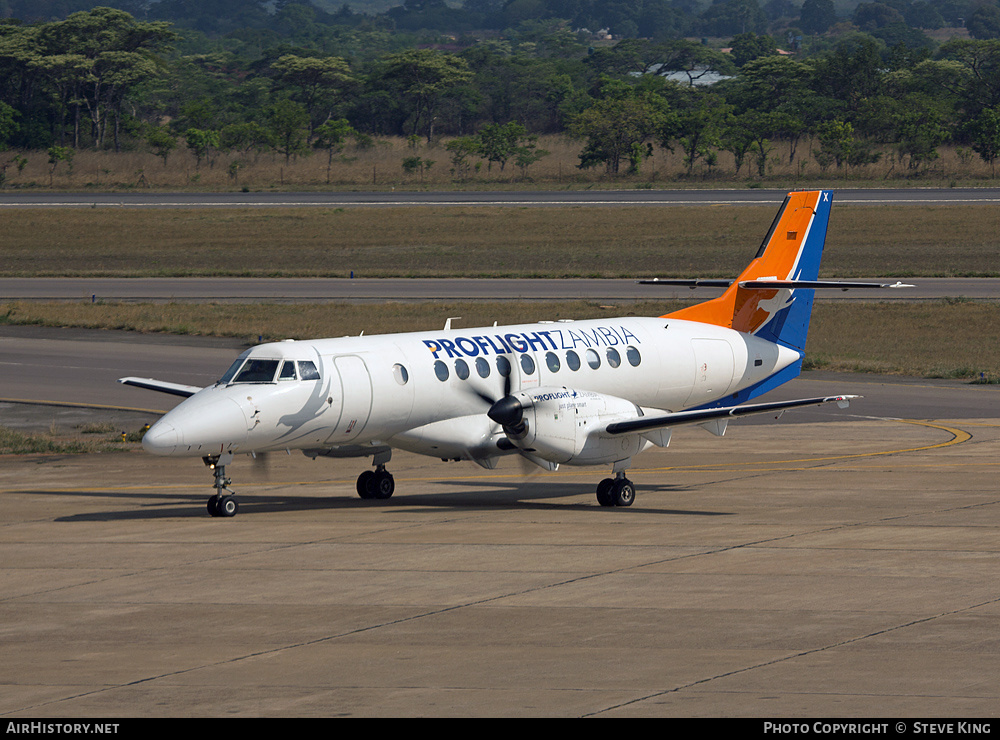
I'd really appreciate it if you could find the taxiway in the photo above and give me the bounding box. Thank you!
[0,329,998,717]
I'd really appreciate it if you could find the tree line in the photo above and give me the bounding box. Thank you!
[2,3,1000,181]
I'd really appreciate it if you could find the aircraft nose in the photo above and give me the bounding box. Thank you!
[142,395,249,456]
[143,420,178,455]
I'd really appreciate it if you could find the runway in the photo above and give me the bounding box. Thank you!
[4,186,1000,208]
[4,276,1000,303]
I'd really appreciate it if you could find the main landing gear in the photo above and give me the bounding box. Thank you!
[596,474,635,508]
[204,453,239,517]
[357,464,395,499]
[356,448,394,500]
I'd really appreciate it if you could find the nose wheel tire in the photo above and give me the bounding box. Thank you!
[208,494,239,517]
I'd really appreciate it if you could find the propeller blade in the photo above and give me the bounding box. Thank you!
[515,451,539,478]
[250,451,270,479]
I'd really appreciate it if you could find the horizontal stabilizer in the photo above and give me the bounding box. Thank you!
[738,279,913,290]
[637,279,734,288]
[605,395,859,436]
[640,278,913,291]
[118,377,202,398]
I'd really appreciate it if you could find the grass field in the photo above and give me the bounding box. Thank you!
[5,135,1000,191]
[3,204,1000,278]
[3,196,999,382]
[4,298,1000,381]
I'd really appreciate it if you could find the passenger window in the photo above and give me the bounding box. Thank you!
[545,352,560,372]
[585,349,600,369]
[393,363,409,385]
[299,361,321,380]
[278,361,297,381]
[606,347,621,368]
[476,357,491,378]
[520,354,535,375]
[626,346,641,367]
[434,360,449,381]
[455,358,470,380]
[496,356,511,377]
[234,359,279,383]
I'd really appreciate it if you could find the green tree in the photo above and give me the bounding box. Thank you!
[728,32,778,67]
[0,102,18,150]
[184,128,219,169]
[968,4,1000,39]
[813,119,853,170]
[811,35,886,120]
[736,109,795,177]
[218,122,274,161]
[572,90,675,175]
[46,145,73,185]
[266,100,310,163]
[446,135,481,180]
[270,55,355,142]
[892,109,948,170]
[967,106,1000,176]
[313,118,355,184]
[720,114,756,175]
[376,49,473,142]
[722,55,813,162]
[799,0,836,34]
[145,125,176,166]
[674,94,729,175]
[812,119,881,170]
[477,121,525,172]
[649,39,737,86]
[700,0,768,36]
[937,39,1000,116]
[36,8,175,150]
[513,137,549,180]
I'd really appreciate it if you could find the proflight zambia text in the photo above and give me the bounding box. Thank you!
[421,325,642,359]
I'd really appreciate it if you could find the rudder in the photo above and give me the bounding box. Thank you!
[664,190,833,353]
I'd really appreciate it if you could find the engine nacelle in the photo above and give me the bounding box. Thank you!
[500,386,647,466]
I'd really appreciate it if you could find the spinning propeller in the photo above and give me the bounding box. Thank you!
[462,359,543,473]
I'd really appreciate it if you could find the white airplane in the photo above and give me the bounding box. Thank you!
[120,189,909,516]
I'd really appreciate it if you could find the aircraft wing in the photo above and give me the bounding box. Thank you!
[118,376,203,398]
[605,395,858,436]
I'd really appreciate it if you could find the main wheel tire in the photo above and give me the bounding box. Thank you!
[596,478,615,507]
[356,470,376,499]
[372,470,395,500]
[612,479,635,507]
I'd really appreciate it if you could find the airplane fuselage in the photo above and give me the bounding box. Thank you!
[121,190,887,515]
[143,315,799,467]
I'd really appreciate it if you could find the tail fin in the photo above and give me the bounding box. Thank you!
[664,189,833,352]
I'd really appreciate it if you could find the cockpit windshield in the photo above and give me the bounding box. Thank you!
[218,358,321,385]
[234,359,280,383]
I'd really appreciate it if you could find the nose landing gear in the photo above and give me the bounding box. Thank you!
[204,453,239,517]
